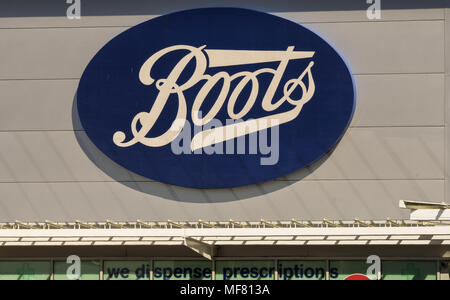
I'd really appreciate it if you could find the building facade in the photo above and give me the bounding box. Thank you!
[0,0,449,280]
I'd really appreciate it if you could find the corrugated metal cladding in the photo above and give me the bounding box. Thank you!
[0,0,448,222]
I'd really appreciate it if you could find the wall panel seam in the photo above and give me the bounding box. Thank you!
[0,73,445,82]
[445,8,449,203]
[0,179,444,184]
[0,18,446,31]
[0,126,445,133]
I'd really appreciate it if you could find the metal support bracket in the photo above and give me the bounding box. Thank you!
[184,237,218,261]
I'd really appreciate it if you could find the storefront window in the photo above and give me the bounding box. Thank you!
[278,261,327,280]
[329,261,377,280]
[0,259,442,280]
[0,261,51,280]
[104,261,150,280]
[215,261,275,280]
[382,261,437,281]
[54,261,100,280]
[154,261,212,280]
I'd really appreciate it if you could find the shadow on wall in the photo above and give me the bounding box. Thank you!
[71,95,334,204]
[0,0,448,17]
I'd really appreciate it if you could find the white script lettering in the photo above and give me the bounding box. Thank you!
[113,45,316,151]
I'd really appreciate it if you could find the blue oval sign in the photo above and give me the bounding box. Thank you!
[77,8,355,189]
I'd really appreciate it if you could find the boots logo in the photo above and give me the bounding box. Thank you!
[77,8,355,189]
[113,45,315,151]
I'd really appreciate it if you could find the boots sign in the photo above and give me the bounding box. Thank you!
[77,8,355,189]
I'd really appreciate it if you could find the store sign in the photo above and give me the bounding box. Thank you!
[77,8,355,189]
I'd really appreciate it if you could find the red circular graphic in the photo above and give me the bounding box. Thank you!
[345,274,371,280]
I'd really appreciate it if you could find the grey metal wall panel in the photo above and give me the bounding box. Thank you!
[288,127,444,181]
[276,9,445,23]
[0,128,443,183]
[0,0,446,28]
[446,75,450,203]
[447,9,450,76]
[0,80,78,131]
[0,27,126,80]
[0,74,444,131]
[351,74,445,127]
[0,21,444,80]
[445,8,449,204]
[0,1,447,221]
[306,21,445,74]
[0,9,445,29]
[0,180,443,222]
